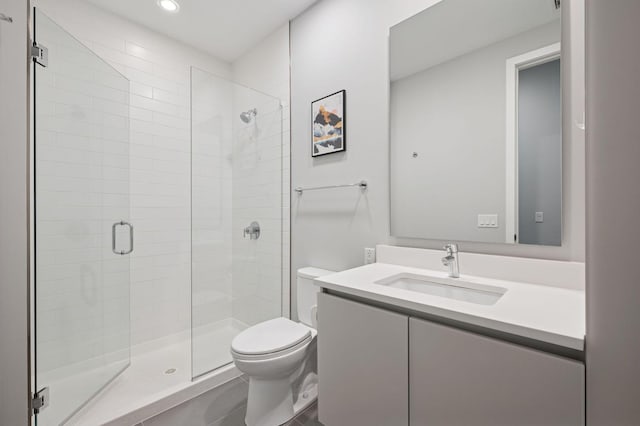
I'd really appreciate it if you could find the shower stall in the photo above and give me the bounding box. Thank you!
[32,9,286,425]
[191,67,285,378]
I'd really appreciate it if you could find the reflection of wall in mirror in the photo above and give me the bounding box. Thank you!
[390,20,560,244]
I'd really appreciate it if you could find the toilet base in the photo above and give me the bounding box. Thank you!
[292,380,317,416]
[244,377,317,426]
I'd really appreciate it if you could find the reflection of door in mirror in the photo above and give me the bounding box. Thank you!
[505,44,561,246]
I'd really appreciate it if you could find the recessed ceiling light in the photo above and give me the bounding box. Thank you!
[157,0,180,13]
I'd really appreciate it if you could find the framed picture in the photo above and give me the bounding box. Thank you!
[311,90,346,157]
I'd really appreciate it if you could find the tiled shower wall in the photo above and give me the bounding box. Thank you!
[232,25,292,321]
[230,86,284,326]
[190,73,285,376]
[191,71,234,334]
[35,0,232,346]
[35,0,291,348]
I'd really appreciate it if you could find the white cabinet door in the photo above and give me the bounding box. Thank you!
[317,293,409,426]
[409,317,585,426]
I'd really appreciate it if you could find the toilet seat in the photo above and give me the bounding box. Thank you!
[231,318,312,359]
[231,335,312,361]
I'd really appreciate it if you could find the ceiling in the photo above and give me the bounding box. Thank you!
[84,0,317,62]
[390,0,561,81]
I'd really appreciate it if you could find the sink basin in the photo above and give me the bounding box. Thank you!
[374,273,507,306]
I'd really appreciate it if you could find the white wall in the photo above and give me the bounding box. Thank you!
[233,25,291,103]
[290,0,585,316]
[34,0,231,347]
[586,0,640,422]
[390,21,560,243]
[290,0,432,316]
[0,0,31,424]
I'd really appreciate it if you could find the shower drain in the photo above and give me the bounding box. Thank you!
[164,368,177,375]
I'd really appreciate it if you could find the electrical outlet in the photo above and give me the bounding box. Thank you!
[364,247,376,264]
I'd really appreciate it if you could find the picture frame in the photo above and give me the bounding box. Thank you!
[311,90,346,157]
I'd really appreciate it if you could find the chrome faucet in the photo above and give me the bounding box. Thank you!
[441,244,460,278]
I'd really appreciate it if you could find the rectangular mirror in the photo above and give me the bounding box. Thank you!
[390,0,562,245]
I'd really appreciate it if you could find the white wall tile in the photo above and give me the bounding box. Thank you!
[231,24,291,323]
[35,0,232,351]
[34,1,291,382]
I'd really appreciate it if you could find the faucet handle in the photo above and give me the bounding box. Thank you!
[444,243,458,255]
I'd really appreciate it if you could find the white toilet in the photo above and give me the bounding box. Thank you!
[230,267,334,426]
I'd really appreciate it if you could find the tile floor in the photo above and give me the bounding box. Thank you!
[210,400,321,426]
[289,402,322,426]
[140,376,323,426]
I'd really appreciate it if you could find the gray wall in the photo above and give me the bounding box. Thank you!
[518,59,562,246]
[290,0,404,313]
[390,21,560,243]
[586,0,640,423]
[0,0,31,425]
[290,0,585,316]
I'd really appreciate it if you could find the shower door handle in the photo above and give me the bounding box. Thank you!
[112,221,134,255]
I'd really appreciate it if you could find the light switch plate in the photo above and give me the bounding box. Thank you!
[364,247,376,264]
[477,214,499,228]
[535,211,544,223]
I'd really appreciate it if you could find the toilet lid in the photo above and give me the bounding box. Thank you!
[231,318,312,356]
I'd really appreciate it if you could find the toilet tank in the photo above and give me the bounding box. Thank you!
[297,267,335,327]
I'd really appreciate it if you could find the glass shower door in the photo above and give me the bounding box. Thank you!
[191,68,284,378]
[33,9,131,425]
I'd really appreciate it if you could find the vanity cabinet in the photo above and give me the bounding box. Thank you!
[317,293,408,426]
[409,317,585,426]
[318,293,585,426]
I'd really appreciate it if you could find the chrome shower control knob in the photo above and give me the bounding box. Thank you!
[243,221,261,240]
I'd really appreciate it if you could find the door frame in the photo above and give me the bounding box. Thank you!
[0,0,32,425]
[505,43,561,244]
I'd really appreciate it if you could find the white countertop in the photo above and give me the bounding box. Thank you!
[315,263,585,351]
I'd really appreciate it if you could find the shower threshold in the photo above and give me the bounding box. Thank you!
[63,320,244,425]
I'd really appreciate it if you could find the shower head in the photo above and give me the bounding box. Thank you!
[240,108,257,123]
